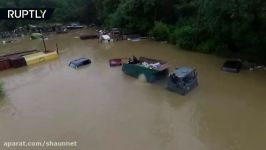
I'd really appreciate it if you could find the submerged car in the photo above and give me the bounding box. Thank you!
[109,58,122,67]
[100,35,113,43]
[30,33,43,40]
[222,60,242,73]
[167,67,198,95]
[80,34,98,40]
[69,58,91,69]
[66,23,84,30]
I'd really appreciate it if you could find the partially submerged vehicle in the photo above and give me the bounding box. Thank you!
[30,33,43,40]
[80,35,98,40]
[167,67,198,95]
[2,39,15,44]
[56,27,68,34]
[100,35,113,43]
[126,34,141,42]
[122,57,169,82]
[110,28,123,41]
[69,58,91,69]
[109,59,122,67]
[66,23,84,30]
[222,60,242,73]
[129,38,141,42]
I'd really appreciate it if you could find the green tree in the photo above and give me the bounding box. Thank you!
[150,22,169,41]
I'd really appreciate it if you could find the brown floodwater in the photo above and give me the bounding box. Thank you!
[0,29,266,150]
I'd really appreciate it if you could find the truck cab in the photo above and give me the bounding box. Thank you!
[167,67,198,95]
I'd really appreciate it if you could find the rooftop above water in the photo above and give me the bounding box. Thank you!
[174,67,194,78]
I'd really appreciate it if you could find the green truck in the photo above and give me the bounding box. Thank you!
[122,57,169,82]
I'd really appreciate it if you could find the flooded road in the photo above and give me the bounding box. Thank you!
[0,29,266,150]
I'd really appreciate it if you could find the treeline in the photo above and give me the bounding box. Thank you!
[0,0,265,62]
[94,0,266,62]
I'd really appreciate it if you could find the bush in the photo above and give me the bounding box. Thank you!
[150,22,170,41]
[169,28,178,44]
[196,39,216,53]
[170,25,198,49]
[214,44,232,57]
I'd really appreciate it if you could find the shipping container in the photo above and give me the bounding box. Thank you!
[0,57,11,71]
[8,56,27,68]
[23,51,58,65]
[2,49,39,57]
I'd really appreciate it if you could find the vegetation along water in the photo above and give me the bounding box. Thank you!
[0,0,265,63]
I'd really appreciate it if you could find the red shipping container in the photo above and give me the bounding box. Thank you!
[8,56,27,68]
[109,58,122,67]
[0,57,11,71]
[2,49,39,57]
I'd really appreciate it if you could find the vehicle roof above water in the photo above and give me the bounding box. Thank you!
[70,58,89,63]
[223,60,242,67]
[174,67,195,78]
[102,35,111,40]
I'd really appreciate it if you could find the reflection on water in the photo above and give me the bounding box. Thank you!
[0,97,7,107]
[0,96,18,119]
[0,29,266,150]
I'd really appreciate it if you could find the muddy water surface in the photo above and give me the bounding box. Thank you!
[0,29,266,150]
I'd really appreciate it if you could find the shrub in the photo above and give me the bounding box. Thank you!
[170,25,198,50]
[214,44,232,57]
[196,39,216,53]
[169,28,178,44]
[150,22,170,41]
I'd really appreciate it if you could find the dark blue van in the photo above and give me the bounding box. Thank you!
[167,67,198,95]
[69,58,91,69]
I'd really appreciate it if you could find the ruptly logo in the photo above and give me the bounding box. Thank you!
[0,8,54,20]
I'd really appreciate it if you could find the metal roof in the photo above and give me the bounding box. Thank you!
[70,58,89,64]
[174,67,194,78]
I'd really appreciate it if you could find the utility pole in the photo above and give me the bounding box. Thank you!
[42,36,47,53]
